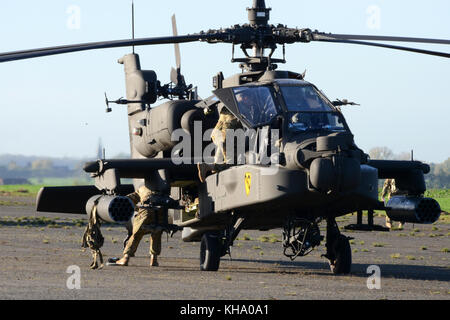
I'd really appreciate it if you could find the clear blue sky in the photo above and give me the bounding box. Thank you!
[0,0,449,163]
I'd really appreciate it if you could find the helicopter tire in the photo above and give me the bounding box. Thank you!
[200,232,222,271]
[329,234,352,275]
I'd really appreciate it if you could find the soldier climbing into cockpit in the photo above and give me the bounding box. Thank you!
[197,105,241,183]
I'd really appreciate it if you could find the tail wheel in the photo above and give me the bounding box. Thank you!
[329,234,352,275]
[200,232,222,271]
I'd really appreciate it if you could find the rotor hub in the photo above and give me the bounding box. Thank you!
[247,0,271,26]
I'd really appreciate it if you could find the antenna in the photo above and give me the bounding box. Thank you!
[131,0,135,54]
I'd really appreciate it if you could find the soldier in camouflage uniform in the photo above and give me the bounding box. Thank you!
[198,106,241,182]
[381,178,405,229]
[115,186,165,267]
[212,107,241,164]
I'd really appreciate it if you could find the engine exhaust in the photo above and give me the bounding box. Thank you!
[86,195,135,223]
[386,196,441,224]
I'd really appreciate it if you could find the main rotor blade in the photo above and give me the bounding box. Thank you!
[172,14,181,69]
[312,34,450,58]
[0,34,210,63]
[313,33,450,45]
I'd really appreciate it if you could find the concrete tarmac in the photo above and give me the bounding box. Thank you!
[0,199,449,300]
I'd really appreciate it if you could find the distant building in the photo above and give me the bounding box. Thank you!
[0,178,31,185]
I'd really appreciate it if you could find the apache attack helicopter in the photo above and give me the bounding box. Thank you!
[1,0,448,274]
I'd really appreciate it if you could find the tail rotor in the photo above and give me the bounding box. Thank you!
[167,14,193,99]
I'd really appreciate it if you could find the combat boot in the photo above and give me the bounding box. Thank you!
[115,254,130,266]
[385,217,392,229]
[150,254,159,267]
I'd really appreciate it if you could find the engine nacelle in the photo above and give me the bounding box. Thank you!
[386,196,441,224]
[86,195,135,223]
[133,100,211,158]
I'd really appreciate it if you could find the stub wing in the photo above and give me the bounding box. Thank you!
[83,158,198,180]
[36,184,134,214]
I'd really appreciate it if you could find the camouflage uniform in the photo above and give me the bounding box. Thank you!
[381,179,405,229]
[121,186,164,263]
[198,107,241,183]
[211,107,240,164]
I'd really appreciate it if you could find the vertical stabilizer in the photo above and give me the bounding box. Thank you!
[118,53,157,159]
[118,53,168,192]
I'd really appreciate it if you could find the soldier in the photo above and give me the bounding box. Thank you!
[381,178,405,229]
[197,106,241,182]
[235,91,256,123]
[115,185,165,267]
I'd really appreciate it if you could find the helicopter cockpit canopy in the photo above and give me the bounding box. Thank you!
[232,86,278,127]
[213,79,348,132]
[213,84,281,128]
[288,111,346,132]
[279,83,347,133]
[280,85,333,112]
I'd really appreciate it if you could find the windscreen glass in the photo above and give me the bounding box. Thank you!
[281,85,333,112]
[233,86,278,127]
[288,112,346,132]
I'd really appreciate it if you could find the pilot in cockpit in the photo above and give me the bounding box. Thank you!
[304,89,323,110]
[289,112,309,130]
[289,111,327,130]
[235,91,256,122]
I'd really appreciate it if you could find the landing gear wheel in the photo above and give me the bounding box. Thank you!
[329,234,352,275]
[200,232,222,271]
